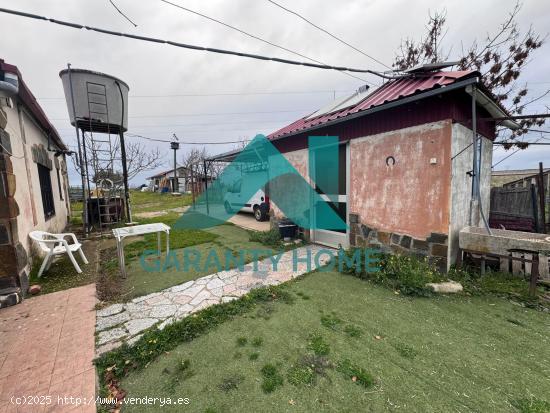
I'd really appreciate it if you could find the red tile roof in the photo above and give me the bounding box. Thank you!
[0,59,66,150]
[268,70,478,139]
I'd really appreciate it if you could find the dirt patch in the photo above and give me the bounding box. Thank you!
[96,245,128,304]
[134,206,189,219]
[134,210,168,219]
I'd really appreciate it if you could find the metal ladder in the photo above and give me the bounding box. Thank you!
[85,81,123,232]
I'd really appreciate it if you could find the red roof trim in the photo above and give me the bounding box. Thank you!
[0,59,67,150]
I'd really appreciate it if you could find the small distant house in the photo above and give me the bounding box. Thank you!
[0,59,71,308]
[147,166,213,194]
[211,67,518,270]
[492,168,549,193]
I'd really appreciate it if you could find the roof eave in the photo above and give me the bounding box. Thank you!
[465,85,520,130]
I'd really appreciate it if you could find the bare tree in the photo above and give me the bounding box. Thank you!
[124,141,163,181]
[70,134,163,184]
[393,2,548,147]
[181,147,226,179]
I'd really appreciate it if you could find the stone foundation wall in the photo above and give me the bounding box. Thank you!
[0,106,27,308]
[349,213,448,271]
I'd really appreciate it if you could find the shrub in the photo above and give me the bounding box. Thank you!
[249,229,282,247]
[376,254,444,296]
[338,248,445,296]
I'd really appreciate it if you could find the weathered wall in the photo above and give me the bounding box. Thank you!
[448,123,492,265]
[349,120,453,240]
[268,148,309,222]
[0,100,70,306]
[9,106,70,255]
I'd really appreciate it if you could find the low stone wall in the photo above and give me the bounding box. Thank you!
[349,213,448,271]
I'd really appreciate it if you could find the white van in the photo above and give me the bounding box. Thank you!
[223,180,270,221]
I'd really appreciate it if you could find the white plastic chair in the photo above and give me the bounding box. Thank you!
[29,231,89,277]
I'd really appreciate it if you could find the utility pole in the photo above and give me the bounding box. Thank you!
[171,134,180,193]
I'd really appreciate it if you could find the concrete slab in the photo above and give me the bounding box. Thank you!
[228,212,270,232]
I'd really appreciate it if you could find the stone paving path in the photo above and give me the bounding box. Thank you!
[0,284,96,413]
[96,245,329,354]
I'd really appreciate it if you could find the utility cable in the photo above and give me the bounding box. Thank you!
[108,0,138,27]
[126,133,249,145]
[266,0,391,70]
[0,7,392,77]
[492,135,544,168]
[157,0,374,85]
[38,90,354,99]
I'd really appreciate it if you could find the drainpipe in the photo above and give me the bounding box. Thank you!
[470,85,492,234]
[469,86,478,226]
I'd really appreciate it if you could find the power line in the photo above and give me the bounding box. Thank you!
[156,0,374,85]
[0,7,390,78]
[492,135,545,168]
[38,90,354,100]
[48,108,312,120]
[108,0,138,27]
[126,133,248,145]
[266,0,391,70]
[96,118,295,128]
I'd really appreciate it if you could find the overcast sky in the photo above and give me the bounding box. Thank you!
[1,0,549,185]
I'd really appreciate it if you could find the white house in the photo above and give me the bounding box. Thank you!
[0,58,71,308]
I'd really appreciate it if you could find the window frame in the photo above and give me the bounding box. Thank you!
[37,163,56,220]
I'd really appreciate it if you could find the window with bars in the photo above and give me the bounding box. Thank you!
[37,164,55,219]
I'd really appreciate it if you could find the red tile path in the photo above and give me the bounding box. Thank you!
[0,284,97,413]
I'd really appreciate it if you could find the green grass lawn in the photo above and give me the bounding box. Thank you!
[119,271,550,412]
[69,190,192,225]
[130,190,192,214]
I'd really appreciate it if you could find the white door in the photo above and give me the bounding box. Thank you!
[310,142,349,249]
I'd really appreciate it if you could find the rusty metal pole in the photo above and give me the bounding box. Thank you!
[67,64,89,235]
[538,162,546,233]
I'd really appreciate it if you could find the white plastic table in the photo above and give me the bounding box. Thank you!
[112,223,170,277]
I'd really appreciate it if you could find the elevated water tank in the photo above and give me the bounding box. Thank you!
[59,68,129,133]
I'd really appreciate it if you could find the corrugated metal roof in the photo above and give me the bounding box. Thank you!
[268,70,477,139]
